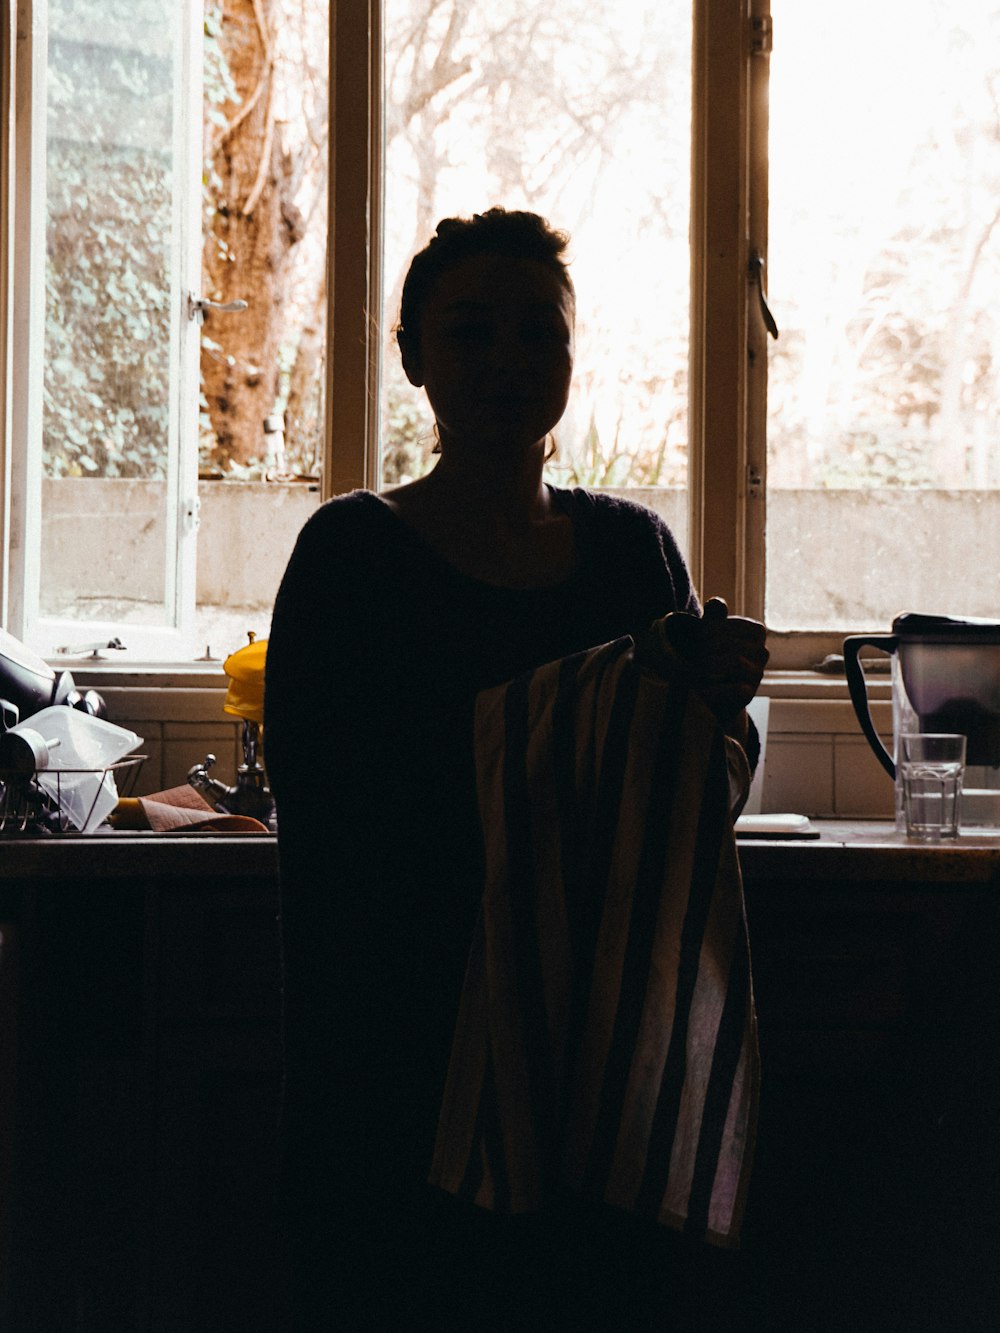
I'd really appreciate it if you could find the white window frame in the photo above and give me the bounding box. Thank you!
[3,0,203,660]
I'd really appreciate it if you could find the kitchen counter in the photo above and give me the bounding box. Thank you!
[2,819,999,886]
[0,829,280,880]
[1,821,998,1328]
[738,817,1000,884]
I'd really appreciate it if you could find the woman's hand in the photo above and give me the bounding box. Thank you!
[672,597,768,722]
[643,598,767,743]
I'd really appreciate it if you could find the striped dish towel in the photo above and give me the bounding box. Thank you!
[429,635,759,1246]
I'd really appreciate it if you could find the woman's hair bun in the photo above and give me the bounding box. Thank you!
[434,217,466,239]
[397,207,574,359]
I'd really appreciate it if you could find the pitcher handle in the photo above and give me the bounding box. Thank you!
[843,634,897,779]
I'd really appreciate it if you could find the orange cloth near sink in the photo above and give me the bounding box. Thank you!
[111,784,268,833]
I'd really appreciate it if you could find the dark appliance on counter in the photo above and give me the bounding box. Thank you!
[0,628,109,832]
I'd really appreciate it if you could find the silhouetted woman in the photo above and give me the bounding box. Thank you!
[265,208,767,1329]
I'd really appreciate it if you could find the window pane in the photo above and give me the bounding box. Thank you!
[381,1,690,548]
[41,0,183,629]
[195,0,328,655]
[24,0,329,660]
[766,2,1000,630]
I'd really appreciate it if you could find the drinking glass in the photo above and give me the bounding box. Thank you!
[900,733,966,841]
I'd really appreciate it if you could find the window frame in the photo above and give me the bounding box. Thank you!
[1,2,12,635]
[0,0,837,671]
[5,0,203,659]
[325,1,817,660]
[324,0,381,500]
[688,0,767,621]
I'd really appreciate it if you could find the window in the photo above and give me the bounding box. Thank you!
[4,0,327,661]
[330,0,765,634]
[339,0,1000,666]
[765,0,1000,638]
[14,2,990,668]
[8,0,202,658]
[379,0,692,565]
[4,0,756,664]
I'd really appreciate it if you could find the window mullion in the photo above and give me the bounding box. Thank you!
[689,0,753,615]
[7,0,47,641]
[744,0,771,623]
[0,4,11,630]
[325,0,383,499]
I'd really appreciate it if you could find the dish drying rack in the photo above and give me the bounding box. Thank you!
[0,755,146,835]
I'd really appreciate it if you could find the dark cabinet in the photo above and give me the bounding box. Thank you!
[0,840,282,1333]
[3,829,1000,1330]
[739,836,1000,1332]
[145,882,283,1331]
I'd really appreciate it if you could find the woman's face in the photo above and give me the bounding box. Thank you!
[403,252,575,457]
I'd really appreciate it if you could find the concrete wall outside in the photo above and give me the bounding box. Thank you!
[38,479,1000,629]
[193,481,321,607]
[766,488,1000,625]
[40,477,321,610]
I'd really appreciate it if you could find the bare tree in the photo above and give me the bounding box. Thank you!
[199,0,686,482]
[379,0,686,485]
[201,0,306,469]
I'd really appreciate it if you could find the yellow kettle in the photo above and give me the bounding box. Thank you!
[223,634,267,725]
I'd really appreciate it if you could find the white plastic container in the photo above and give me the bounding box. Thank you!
[0,706,141,832]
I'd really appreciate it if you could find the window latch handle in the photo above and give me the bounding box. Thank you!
[187,293,249,325]
[748,252,779,340]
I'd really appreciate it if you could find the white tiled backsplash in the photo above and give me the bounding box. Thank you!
[757,678,894,818]
[85,667,896,819]
[94,678,244,799]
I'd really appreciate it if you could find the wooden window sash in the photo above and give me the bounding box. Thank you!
[688,0,766,620]
[324,0,383,499]
[326,1,770,639]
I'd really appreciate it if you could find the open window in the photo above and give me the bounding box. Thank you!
[8,0,203,658]
[5,0,329,664]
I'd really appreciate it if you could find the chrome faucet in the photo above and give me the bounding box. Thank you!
[187,752,232,806]
[187,719,274,826]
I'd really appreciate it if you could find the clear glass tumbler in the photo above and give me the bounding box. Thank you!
[900,733,966,841]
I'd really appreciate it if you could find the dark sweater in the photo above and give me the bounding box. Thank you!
[264,486,699,1326]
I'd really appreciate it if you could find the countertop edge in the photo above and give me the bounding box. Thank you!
[2,821,1000,885]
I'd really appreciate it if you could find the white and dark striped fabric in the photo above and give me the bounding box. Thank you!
[429,635,759,1246]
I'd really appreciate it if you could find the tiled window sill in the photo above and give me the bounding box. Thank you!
[63,666,897,819]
